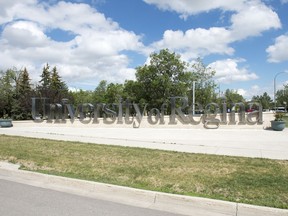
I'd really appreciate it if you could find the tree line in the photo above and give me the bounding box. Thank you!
[1,49,286,120]
[0,64,69,120]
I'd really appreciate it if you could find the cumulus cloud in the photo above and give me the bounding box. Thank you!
[237,85,264,100]
[208,59,258,83]
[0,0,283,89]
[151,27,234,59]
[144,0,281,88]
[147,0,281,62]
[266,35,288,63]
[0,1,145,88]
[0,0,37,24]
[236,88,247,97]
[143,0,244,19]
[2,21,49,48]
[230,1,281,40]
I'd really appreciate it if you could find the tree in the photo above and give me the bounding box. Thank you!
[134,49,192,109]
[50,66,68,102]
[0,69,15,118]
[0,68,35,119]
[51,66,62,91]
[93,80,108,103]
[189,58,217,107]
[39,63,51,90]
[70,89,93,106]
[224,89,245,110]
[11,67,34,120]
[0,64,71,120]
[123,80,141,102]
[105,83,124,104]
[275,84,288,109]
[18,68,32,95]
[37,63,51,99]
[127,49,217,110]
[37,64,68,103]
[92,80,124,104]
[252,92,272,110]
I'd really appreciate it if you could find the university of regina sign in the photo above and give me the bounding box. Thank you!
[31,97,263,129]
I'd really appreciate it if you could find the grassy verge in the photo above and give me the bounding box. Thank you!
[0,134,288,209]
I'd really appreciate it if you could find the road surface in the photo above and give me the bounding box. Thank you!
[0,179,185,216]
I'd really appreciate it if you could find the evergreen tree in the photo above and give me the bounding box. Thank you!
[0,69,15,118]
[19,67,32,94]
[50,66,68,102]
[51,66,63,91]
[11,68,33,120]
[38,63,51,99]
[37,64,68,103]
[39,63,51,90]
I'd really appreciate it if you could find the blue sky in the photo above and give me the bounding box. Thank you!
[0,0,288,99]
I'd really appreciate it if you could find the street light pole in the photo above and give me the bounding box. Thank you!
[192,81,196,115]
[274,71,288,110]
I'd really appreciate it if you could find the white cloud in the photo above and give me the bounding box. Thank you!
[237,85,263,100]
[237,88,247,97]
[0,1,145,87]
[151,28,234,60]
[147,0,281,59]
[208,59,258,83]
[266,35,288,63]
[0,0,37,24]
[0,0,283,90]
[230,1,281,40]
[143,0,244,19]
[2,21,49,48]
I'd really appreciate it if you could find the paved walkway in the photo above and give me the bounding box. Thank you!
[0,121,287,160]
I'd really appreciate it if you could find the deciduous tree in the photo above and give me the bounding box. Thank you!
[252,92,272,110]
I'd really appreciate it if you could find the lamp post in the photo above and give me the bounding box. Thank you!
[192,81,196,115]
[274,71,288,110]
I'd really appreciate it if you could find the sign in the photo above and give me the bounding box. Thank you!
[32,97,263,129]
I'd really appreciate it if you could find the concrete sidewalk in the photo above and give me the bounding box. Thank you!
[0,121,287,160]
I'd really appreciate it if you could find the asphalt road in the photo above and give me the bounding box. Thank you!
[0,179,185,216]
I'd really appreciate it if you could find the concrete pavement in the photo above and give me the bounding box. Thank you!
[0,120,287,160]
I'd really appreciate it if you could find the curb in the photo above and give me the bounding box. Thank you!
[0,162,287,216]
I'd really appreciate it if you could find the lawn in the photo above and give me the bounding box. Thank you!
[0,135,288,209]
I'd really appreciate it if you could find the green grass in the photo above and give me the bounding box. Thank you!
[0,135,288,209]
